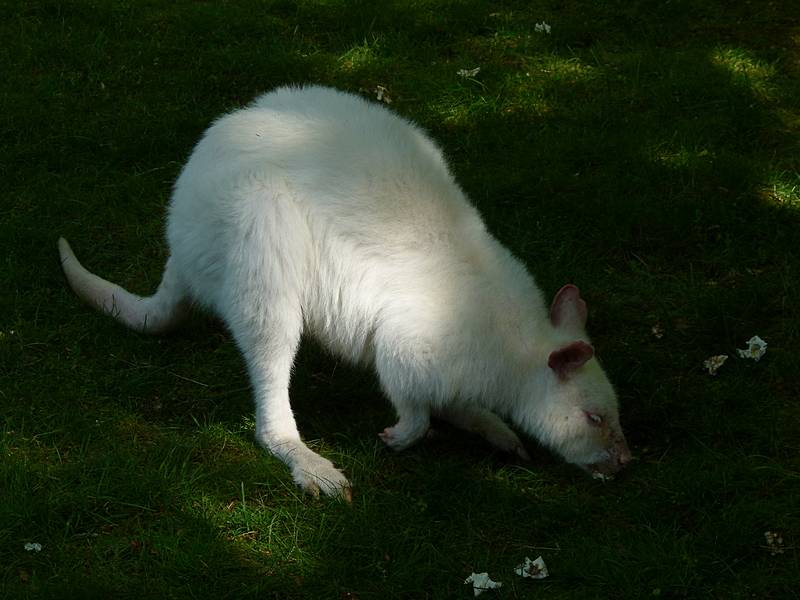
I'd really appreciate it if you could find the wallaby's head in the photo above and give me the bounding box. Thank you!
[527,285,631,478]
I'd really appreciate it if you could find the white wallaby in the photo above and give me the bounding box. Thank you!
[59,85,630,500]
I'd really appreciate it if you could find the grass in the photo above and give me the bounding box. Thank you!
[2,0,799,597]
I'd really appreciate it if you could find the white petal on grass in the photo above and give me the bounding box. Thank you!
[534,22,552,34]
[764,531,785,555]
[374,85,392,104]
[703,354,728,375]
[464,572,502,596]
[24,542,42,552]
[457,67,481,78]
[737,335,767,361]
[514,556,549,579]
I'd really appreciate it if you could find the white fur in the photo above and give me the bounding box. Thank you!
[59,85,629,498]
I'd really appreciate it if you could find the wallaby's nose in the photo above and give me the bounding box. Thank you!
[616,438,632,467]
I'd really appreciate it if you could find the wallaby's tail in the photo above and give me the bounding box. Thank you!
[58,237,189,334]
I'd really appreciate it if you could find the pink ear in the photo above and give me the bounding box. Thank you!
[550,284,588,331]
[548,341,594,379]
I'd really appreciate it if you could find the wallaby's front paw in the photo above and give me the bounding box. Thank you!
[461,410,530,460]
[482,426,531,460]
[291,453,352,501]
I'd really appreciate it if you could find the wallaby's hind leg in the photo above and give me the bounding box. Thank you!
[227,291,351,500]
[436,405,530,460]
[374,348,431,452]
[379,405,430,452]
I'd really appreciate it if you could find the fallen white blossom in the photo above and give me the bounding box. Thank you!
[514,556,549,579]
[457,67,481,78]
[651,323,665,339]
[737,335,767,361]
[464,572,502,596]
[703,354,728,375]
[764,531,785,555]
[534,21,552,34]
[373,85,392,104]
[24,542,42,552]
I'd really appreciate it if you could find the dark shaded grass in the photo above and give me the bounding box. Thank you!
[2,0,799,598]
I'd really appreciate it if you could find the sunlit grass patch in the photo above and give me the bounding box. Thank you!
[422,52,599,126]
[711,46,779,100]
[651,144,716,170]
[535,54,598,82]
[762,171,800,208]
[711,46,776,79]
[425,94,491,126]
[337,38,382,73]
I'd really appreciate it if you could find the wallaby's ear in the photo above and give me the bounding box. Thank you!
[550,284,588,332]
[548,340,594,379]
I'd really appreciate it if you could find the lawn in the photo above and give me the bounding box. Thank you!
[2,1,799,598]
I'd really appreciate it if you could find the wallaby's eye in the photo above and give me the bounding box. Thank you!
[585,411,603,426]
